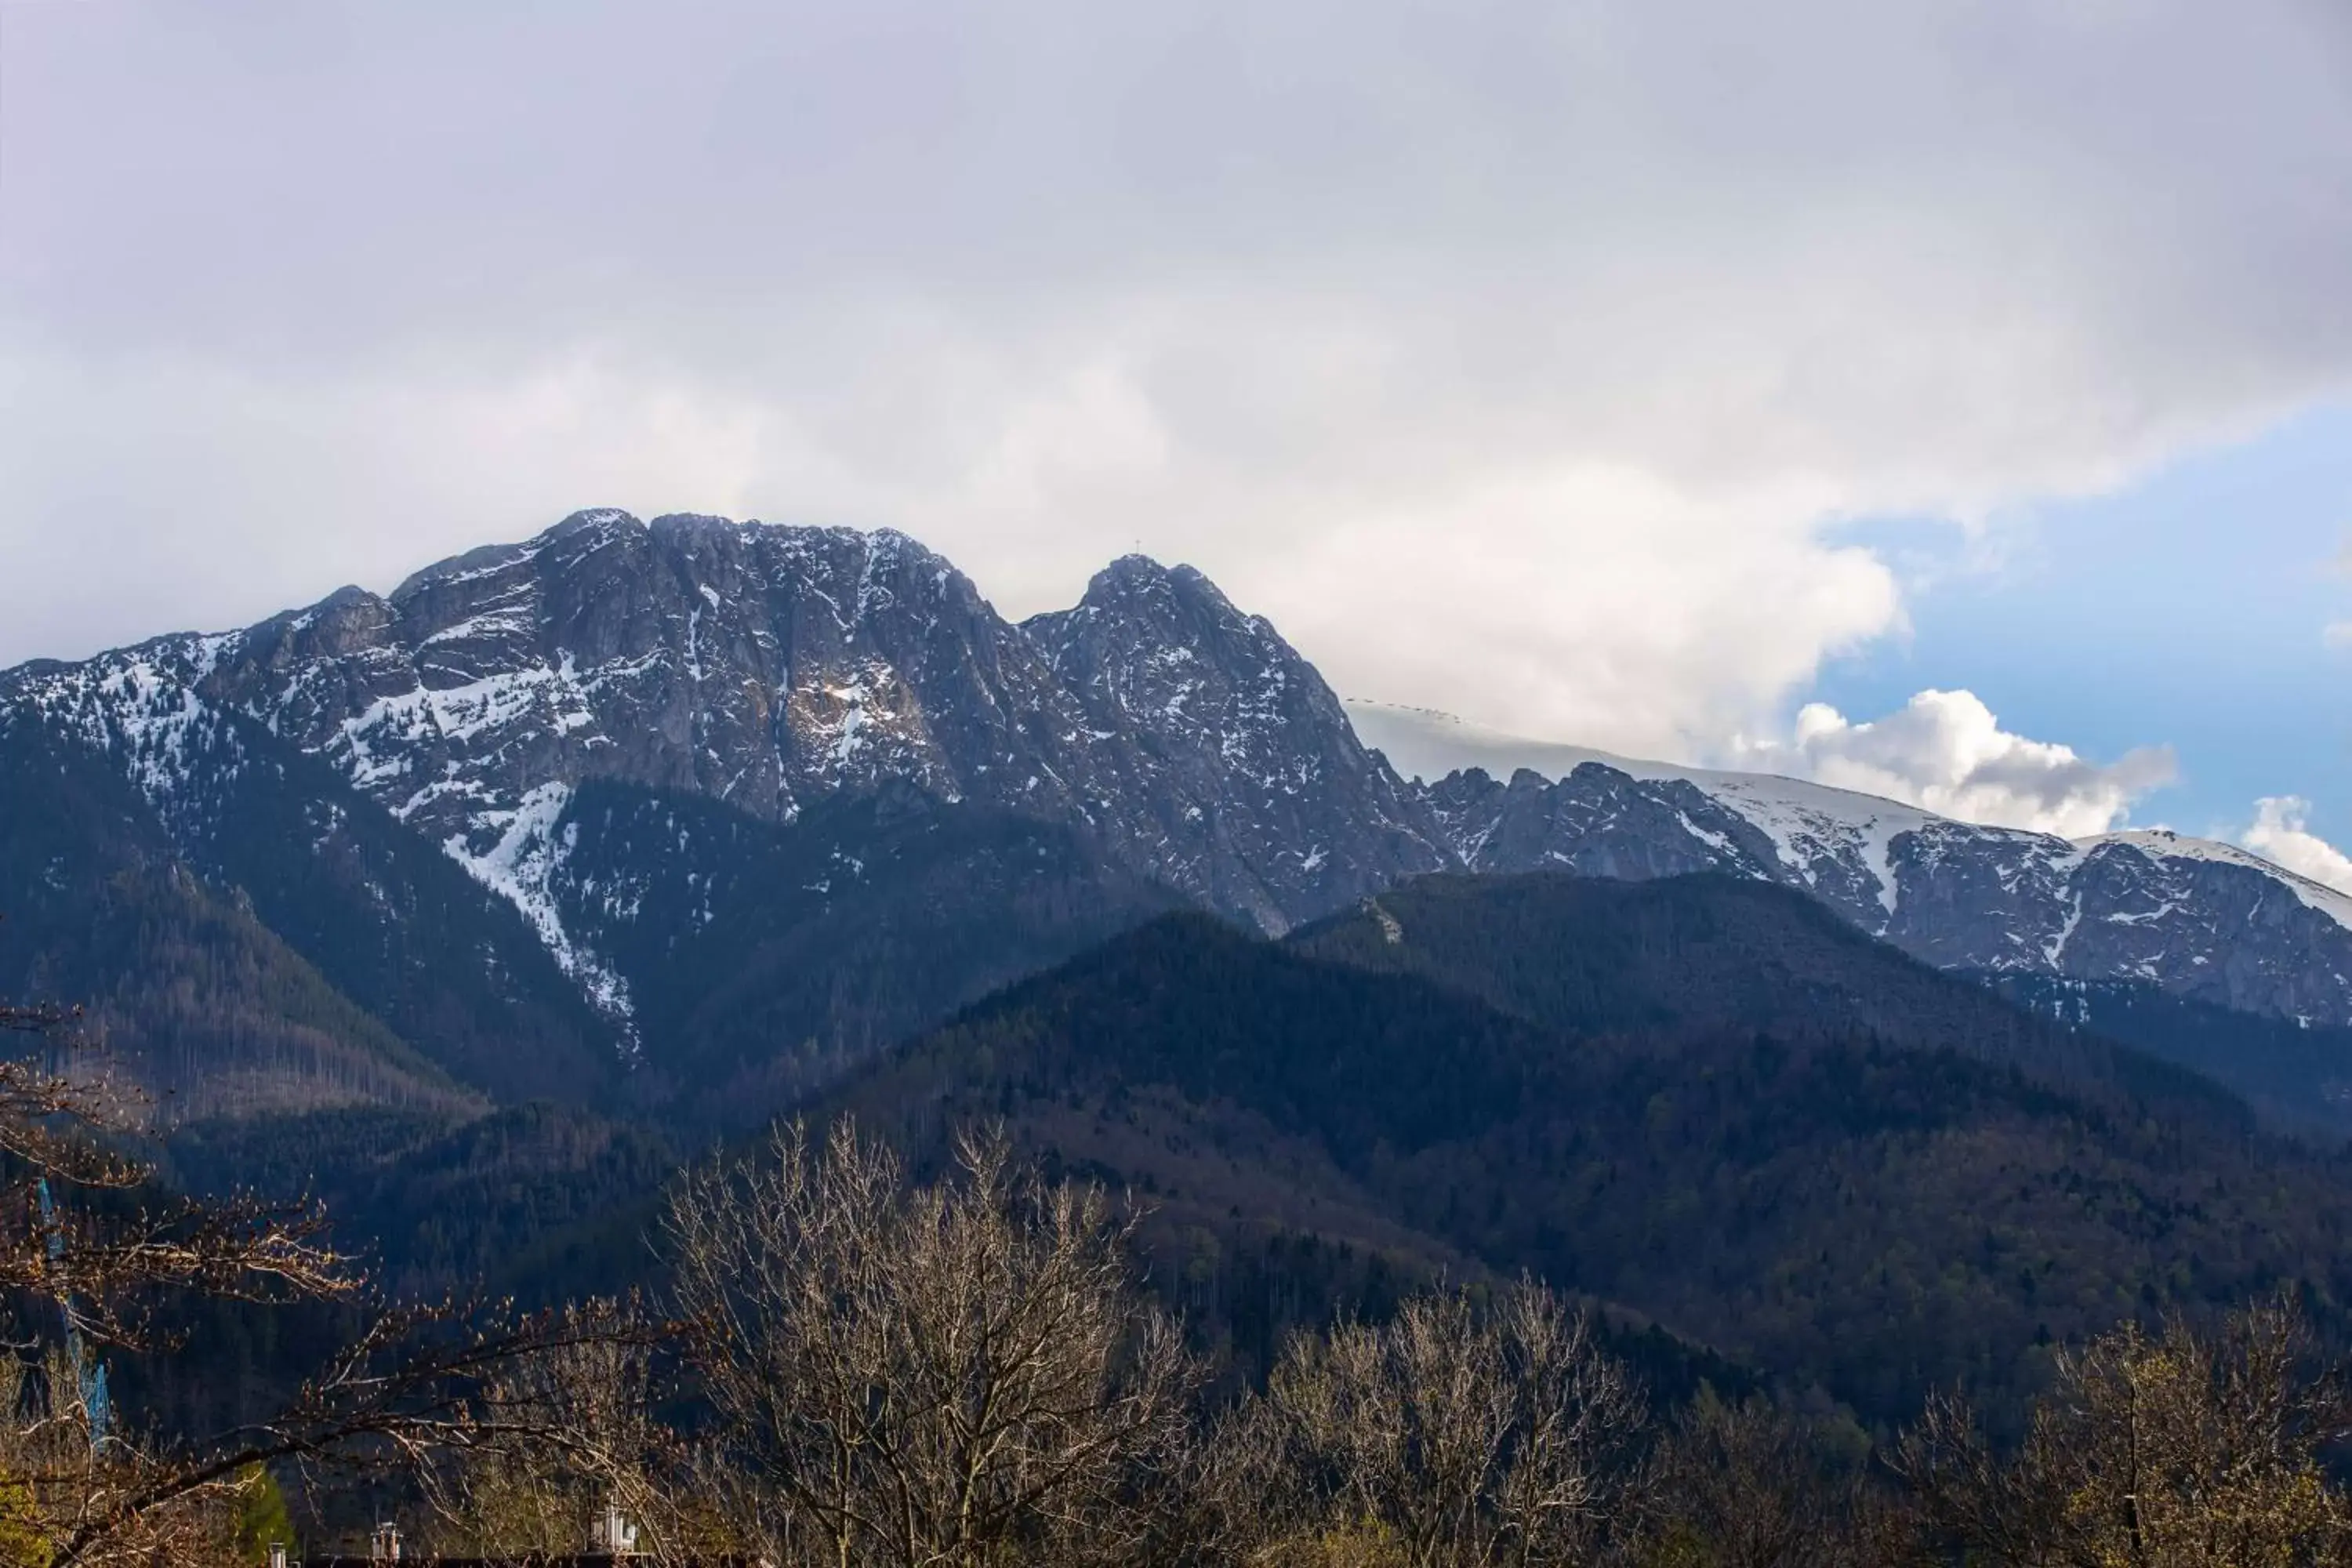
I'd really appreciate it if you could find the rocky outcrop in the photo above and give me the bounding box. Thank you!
[1024,557,1448,929]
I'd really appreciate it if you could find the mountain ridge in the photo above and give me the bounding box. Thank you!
[5,508,2346,1119]
[1354,702,2352,1026]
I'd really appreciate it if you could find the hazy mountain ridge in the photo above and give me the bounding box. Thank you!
[1366,704,2352,1028]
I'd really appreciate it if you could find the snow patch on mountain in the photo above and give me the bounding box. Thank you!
[2091,829,2352,933]
[1681,772,1940,919]
[2,634,247,826]
[441,781,637,1038]
[335,659,603,795]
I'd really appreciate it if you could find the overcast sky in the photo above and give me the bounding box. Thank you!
[2,0,2347,878]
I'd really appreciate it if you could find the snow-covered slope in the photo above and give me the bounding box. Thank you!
[0,638,629,1102]
[2089,829,2352,931]
[1352,699,2352,1026]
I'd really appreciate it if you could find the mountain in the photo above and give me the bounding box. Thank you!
[198,512,1433,949]
[0,684,616,1112]
[13,506,2352,1442]
[833,877,2352,1425]
[0,512,1431,1113]
[1356,702,2352,1032]
[4,509,2346,1123]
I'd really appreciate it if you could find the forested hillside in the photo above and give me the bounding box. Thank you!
[837,893,2352,1425]
[552,777,1183,1121]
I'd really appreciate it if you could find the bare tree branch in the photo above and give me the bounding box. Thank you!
[663,1118,1200,1568]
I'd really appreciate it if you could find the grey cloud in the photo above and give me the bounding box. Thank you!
[3,0,2349,754]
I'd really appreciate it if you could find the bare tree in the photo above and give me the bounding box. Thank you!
[1236,1280,1649,1568]
[0,967,350,1563]
[1896,1294,2352,1567]
[4,1297,672,1567]
[1629,1394,1919,1568]
[0,948,350,1346]
[0,1343,244,1567]
[424,1294,717,1563]
[663,1119,1200,1568]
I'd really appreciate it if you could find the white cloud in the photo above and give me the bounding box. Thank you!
[2325,621,2352,650]
[2243,797,2352,895]
[1734,690,2176,837]
[2,0,2350,758]
[1347,689,2173,840]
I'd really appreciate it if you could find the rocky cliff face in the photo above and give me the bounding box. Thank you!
[187,511,1123,1011]
[1024,557,1449,930]
[6,508,2347,1070]
[208,514,1439,944]
[214,510,1095,826]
